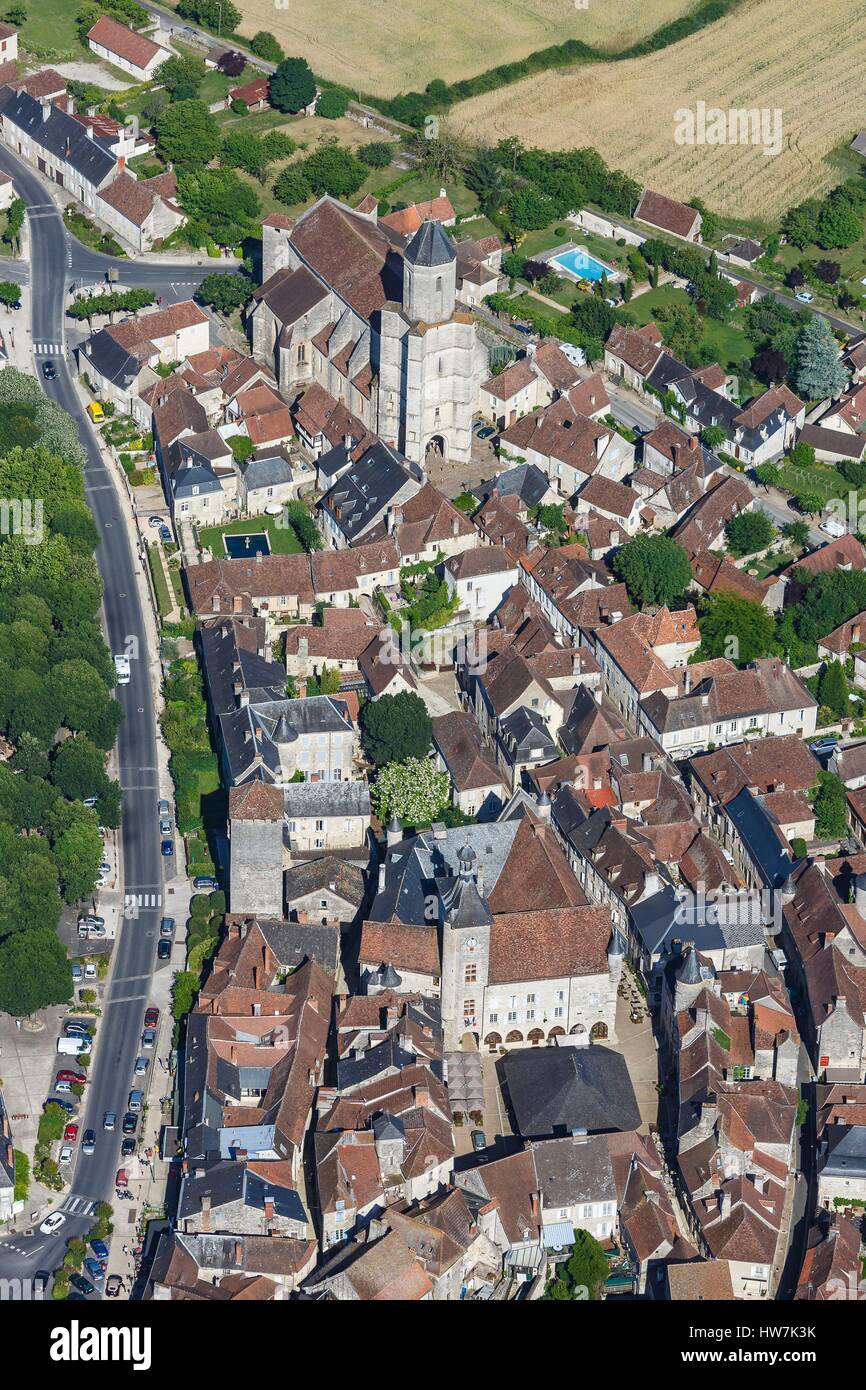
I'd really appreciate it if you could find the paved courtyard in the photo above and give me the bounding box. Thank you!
[614,987,661,1134]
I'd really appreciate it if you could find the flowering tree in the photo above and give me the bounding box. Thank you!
[371,758,450,827]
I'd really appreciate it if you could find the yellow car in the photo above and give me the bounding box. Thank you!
[86,401,105,423]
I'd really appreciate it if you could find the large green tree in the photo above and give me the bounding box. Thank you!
[0,928,70,1016]
[697,592,776,666]
[156,100,220,170]
[814,770,847,840]
[360,690,432,767]
[794,315,847,400]
[725,510,774,557]
[817,660,849,719]
[269,57,316,114]
[612,534,692,608]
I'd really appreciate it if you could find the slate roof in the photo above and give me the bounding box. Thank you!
[4,89,116,184]
[321,441,414,543]
[404,218,455,268]
[283,780,370,819]
[502,1046,641,1137]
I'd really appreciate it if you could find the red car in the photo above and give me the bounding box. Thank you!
[63,1123,79,1142]
[144,1007,159,1029]
[115,1168,128,1188]
[56,1070,85,1085]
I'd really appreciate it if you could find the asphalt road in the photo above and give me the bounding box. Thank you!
[0,148,184,1294]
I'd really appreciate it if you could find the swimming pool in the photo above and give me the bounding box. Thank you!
[551,247,616,282]
[223,531,271,558]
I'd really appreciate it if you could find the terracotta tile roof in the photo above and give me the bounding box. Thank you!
[532,341,581,392]
[567,373,609,417]
[291,198,401,320]
[689,735,819,804]
[228,782,284,822]
[784,532,866,578]
[488,904,608,983]
[482,356,537,400]
[230,76,269,105]
[432,710,502,793]
[690,550,771,605]
[500,395,612,476]
[605,321,663,376]
[635,188,701,239]
[87,14,165,69]
[667,1260,735,1299]
[671,475,753,556]
[734,384,803,429]
[577,474,639,520]
[359,921,440,976]
[310,538,399,595]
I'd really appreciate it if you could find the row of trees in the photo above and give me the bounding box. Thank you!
[0,375,124,1015]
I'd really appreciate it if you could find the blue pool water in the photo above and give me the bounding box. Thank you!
[551,247,613,282]
[224,532,271,558]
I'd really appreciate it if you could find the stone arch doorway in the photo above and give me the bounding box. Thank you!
[505,1029,523,1044]
[527,1028,545,1046]
[590,1021,609,1040]
[548,1026,565,1040]
[425,433,447,460]
[484,1032,502,1051]
[570,1024,586,1037]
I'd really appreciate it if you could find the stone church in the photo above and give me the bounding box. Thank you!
[249,198,488,466]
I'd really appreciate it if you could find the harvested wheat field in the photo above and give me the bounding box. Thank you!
[234,0,694,97]
[451,0,866,220]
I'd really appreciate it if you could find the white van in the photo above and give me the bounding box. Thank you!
[57,1036,89,1055]
[113,654,131,685]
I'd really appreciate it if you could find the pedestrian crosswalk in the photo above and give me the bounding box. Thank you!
[34,342,62,356]
[124,891,162,910]
[62,1195,97,1217]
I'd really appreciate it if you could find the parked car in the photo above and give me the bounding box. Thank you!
[90,1238,109,1261]
[39,1212,66,1235]
[82,796,99,808]
[78,914,104,931]
[470,1129,487,1153]
[159,919,173,940]
[142,1028,156,1049]
[809,737,838,754]
[98,859,111,874]
[82,1129,96,1155]
[69,1273,94,1297]
[158,525,172,543]
[57,1037,88,1056]
[157,799,170,818]
[56,1070,85,1086]
[54,1080,73,1094]
[41,360,57,381]
[47,1098,76,1116]
[144,1006,160,1028]
[115,1168,129,1188]
[192,875,219,891]
[476,426,495,439]
[63,1123,79,1142]
[64,1023,91,1039]
[133,1055,149,1076]
[120,1137,136,1157]
[58,1145,74,1165]
[147,515,162,529]
[84,962,97,979]
[159,818,172,836]
[123,1108,139,1131]
[105,1273,123,1298]
[161,839,174,857]
[83,1258,105,1284]
[157,939,171,960]
[128,1089,144,1112]
[33,1271,50,1295]
[103,1111,116,1131]
[795,290,814,303]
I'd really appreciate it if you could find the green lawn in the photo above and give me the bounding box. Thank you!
[199,512,304,556]
[778,459,853,506]
[19,0,80,59]
[147,547,172,622]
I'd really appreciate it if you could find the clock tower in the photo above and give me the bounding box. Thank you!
[437,844,493,1050]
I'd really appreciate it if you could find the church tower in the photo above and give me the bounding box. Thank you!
[402,220,457,324]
